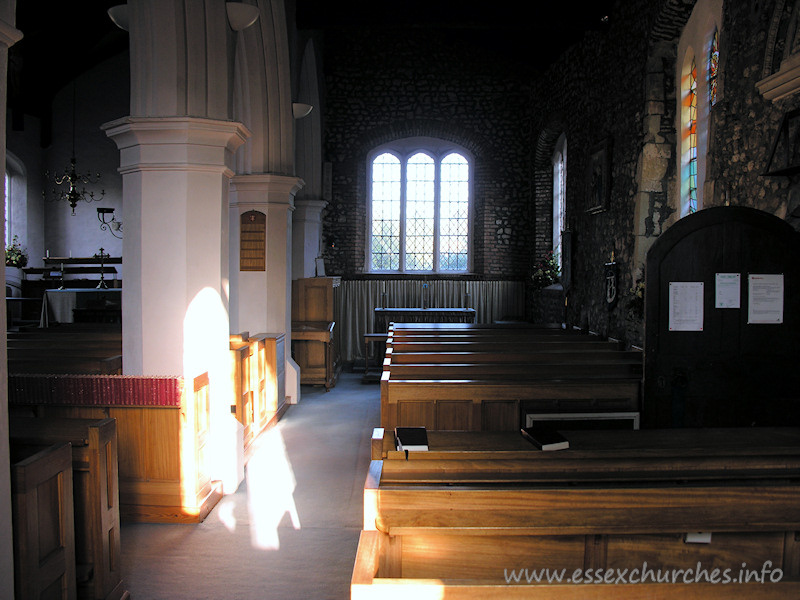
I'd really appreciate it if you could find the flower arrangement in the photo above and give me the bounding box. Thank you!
[531,250,560,291]
[627,271,645,319]
[5,235,28,268]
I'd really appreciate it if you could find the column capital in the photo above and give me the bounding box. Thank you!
[293,198,328,223]
[102,115,251,176]
[0,19,23,48]
[230,173,304,210]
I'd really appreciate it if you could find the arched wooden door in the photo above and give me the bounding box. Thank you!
[644,206,800,428]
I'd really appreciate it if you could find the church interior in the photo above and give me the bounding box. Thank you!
[2,0,800,598]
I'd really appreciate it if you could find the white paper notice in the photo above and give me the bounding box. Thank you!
[669,282,704,331]
[715,273,741,309]
[748,274,784,324]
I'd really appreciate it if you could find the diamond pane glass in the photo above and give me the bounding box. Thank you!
[405,153,434,270]
[371,153,401,270]
[439,153,469,271]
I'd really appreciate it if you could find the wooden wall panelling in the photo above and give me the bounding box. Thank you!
[10,417,126,600]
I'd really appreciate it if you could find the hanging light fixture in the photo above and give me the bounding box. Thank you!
[45,82,105,215]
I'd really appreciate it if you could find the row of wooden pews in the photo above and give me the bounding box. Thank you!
[7,323,123,374]
[381,322,643,432]
[356,322,800,596]
[352,427,800,598]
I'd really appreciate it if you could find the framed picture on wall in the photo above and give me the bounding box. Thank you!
[587,138,611,214]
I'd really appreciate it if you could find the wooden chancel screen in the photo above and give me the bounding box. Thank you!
[644,206,800,428]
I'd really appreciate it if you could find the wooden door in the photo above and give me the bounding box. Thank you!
[644,207,800,427]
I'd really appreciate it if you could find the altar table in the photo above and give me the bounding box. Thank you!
[40,289,122,327]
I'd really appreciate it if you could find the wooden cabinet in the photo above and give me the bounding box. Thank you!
[292,277,340,389]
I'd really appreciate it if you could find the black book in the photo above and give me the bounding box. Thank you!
[521,423,569,451]
[394,426,429,451]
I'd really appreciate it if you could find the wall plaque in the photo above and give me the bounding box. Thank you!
[240,210,266,271]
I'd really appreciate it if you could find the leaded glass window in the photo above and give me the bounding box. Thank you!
[708,28,719,107]
[439,153,469,271]
[688,57,698,215]
[369,143,471,273]
[370,153,401,271]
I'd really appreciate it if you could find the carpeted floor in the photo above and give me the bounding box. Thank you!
[120,372,380,600]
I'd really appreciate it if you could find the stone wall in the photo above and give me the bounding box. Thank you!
[318,27,534,280]
[316,0,800,343]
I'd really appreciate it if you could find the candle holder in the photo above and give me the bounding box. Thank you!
[95,248,110,289]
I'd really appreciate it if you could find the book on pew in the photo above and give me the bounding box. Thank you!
[394,426,429,451]
[521,423,569,451]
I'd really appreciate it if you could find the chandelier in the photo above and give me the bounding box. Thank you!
[45,83,105,214]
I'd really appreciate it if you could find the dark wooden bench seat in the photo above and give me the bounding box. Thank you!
[353,428,800,599]
[381,372,640,431]
[386,339,624,352]
[8,355,123,374]
[387,349,643,364]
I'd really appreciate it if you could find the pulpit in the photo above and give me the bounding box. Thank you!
[291,277,340,389]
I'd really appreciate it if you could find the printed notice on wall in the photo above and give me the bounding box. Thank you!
[669,282,704,331]
[715,273,741,308]
[748,274,784,324]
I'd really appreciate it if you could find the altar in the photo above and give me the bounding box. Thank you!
[40,288,122,327]
[373,307,476,333]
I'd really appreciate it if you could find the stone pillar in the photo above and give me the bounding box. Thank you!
[104,115,250,493]
[0,6,24,595]
[103,116,250,378]
[292,198,327,279]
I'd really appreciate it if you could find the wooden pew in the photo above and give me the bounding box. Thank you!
[353,428,800,598]
[381,372,641,431]
[387,349,644,364]
[7,324,124,375]
[8,373,219,524]
[11,442,77,600]
[383,361,642,378]
[10,417,128,600]
[382,323,641,431]
[8,355,123,375]
[386,339,623,352]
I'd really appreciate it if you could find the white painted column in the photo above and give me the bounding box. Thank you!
[103,116,249,377]
[292,198,327,279]
[103,116,250,492]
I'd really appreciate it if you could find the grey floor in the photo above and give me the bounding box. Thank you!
[120,372,380,600]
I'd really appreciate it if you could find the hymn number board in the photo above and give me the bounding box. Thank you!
[240,210,266,271]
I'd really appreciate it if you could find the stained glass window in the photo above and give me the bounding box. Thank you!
[708,28,719,107]
[369,145,470,272]
[688,57,698,215]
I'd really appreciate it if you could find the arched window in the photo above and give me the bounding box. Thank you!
[5,153,27,248]
[368,139,471,272]
[687,56,698,215]
[5,172,11,247]
[552,134,566,270]
[708,28,719,107]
